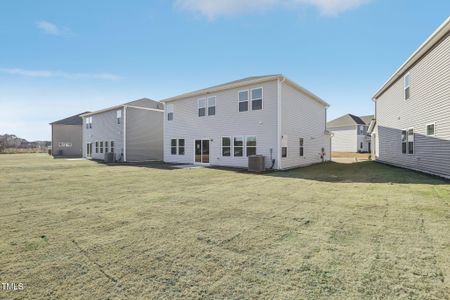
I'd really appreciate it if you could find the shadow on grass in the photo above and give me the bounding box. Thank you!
[91,159,448,185]
[92,160,180,171]
[263,161,449,185]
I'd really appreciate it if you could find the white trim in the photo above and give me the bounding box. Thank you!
[406,127,415,155]
[221,136,232,157]
[426,122,436,136]
[250,87,264,111]
[245,135,257,156]
[123,106,127,162]
[238,89,249,112]
[193,138,211,165]
[80,104,163,117]
[161,75,329,108]
[207,96,216,116]
[404,73,411,101]
[373,17,450,100]
[197,98,207,117]
[233,136,244,157]
[277,78,285,169]
[124,105,164,112]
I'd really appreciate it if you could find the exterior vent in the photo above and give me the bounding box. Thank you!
[104,152,115,163]
[248,155,265,172]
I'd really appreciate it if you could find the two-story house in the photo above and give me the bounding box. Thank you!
[81,98,164,162]
[327,114,374,153]
[371,17,450,179]
[161,75,331,170]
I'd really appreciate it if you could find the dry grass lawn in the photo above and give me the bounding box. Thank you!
[0,154,449,299]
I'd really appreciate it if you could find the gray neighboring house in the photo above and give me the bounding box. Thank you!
[50,112,89,158]
[328,114,374,153]
[161,75,331,170]
[81,98,164,162]
[371,17,450,179]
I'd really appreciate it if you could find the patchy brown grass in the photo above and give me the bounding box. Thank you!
[0,154,449,299]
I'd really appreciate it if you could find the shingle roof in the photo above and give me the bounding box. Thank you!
[50,112,90,125]
[124,98,164,110]
[161,75,280,103]
[160,74,329,107]
[327,114,374,128]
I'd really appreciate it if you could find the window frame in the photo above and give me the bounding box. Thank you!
[222,136,231,157]
[246,136,257,157]
[198,98,207,117]
[233,136,244,157]
[110,141,115,153]
[171,139,177,155]
[238,90,249,112]
[178,139,185,155]
[100,141,104,154]
[207,96,216,116]
[251,87,263,111]
[401,130,407,154]
[95,141,99,154]
[116,110,122,124]
[166,104,174,121]
[282,147,288,158]
[404,73,411,101]
[407,128,414,155]
[426,122,436,136]
[299,138,304,157]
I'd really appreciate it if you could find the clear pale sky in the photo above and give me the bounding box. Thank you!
[0,0,449,141]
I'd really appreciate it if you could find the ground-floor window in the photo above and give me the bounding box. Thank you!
[360,142,363,149]
[222,137,231,157]
[171,139,177,155]
[86,143,92,157]
[178,139,185,155]
[95,142,99,153]
[408,128,414,154]
[299,138,304,157]
[282,147,287,158]
[100,141,104,154]
[105,141,109,153]
[401,130,407,154]
[246,136,256,156]
[111,141,115,153]
[234,137,244,157]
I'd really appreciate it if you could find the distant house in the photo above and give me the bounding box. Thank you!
[81,98,164,162]
[50,112,89,158]
[161,75,331,170]
[327,114,374,153]
[371,17,450,179]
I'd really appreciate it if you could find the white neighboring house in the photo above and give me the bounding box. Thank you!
[81,98,164,162]
[371,17,450,179]
[327,114,373,153]
[161,75,331,170]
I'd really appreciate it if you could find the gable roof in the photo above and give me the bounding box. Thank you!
[160,74,329,107]
[373,17,450,100]
[327,114,374,128]
[50,112,90,125]
[80,98,164,117]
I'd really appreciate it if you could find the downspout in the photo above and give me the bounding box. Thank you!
[123,106,127,162]
[276,76,286,170]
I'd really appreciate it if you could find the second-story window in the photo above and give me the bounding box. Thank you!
[251,88,263,110]
[117,110,122,124]
[167,104,174,121]
[239,91,249,112]
[404,73,411,100]
[198,98,206,117]
[86,117,92,129]
[207,96,216,116]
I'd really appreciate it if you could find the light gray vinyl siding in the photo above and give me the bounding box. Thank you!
[126,107,163,161]
[375,32,450,178]
[83,109,124,161]
[52,124,83,157]
[329,126,357,152]
[280,82,330,169]
[164,80,279,169]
